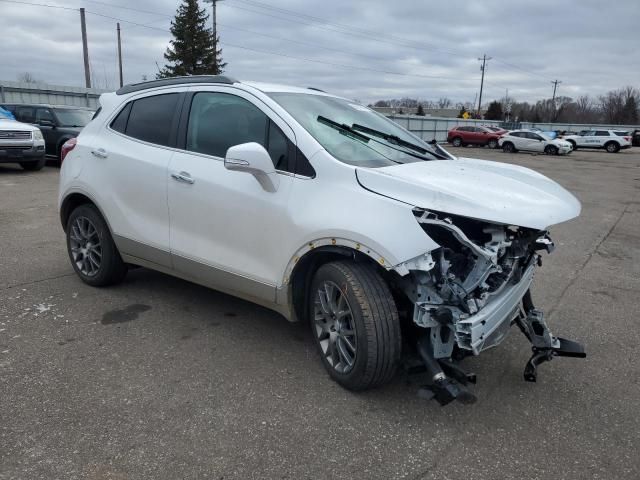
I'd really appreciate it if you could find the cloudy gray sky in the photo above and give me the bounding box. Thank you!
[1,0,638,104]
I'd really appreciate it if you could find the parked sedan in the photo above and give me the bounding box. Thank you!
[499,130,573,155]
[447,125,501,148]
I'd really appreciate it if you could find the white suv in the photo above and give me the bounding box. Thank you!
[58,76,585,404]
[0,118,46,170]
[499,129,573,155]
[563,130,632,153]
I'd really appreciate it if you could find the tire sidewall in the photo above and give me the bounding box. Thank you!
[452,137,462,147]
[66,205,119,286]
[309,264,372,387]
[488,139,498,149]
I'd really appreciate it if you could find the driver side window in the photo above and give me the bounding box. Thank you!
[185,92,294,172]
[36,108,54,125]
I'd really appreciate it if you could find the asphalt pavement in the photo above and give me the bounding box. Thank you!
[1,147,639,479]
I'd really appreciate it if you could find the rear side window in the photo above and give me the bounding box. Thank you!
[613,131,629,137]
[110,102,132,134]
[122,94,179,146]
[15,106,35,123]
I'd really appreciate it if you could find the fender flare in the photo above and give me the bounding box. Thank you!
[281,237,393,285]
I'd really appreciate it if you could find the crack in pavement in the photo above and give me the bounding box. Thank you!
[547,202,632,320]
[0,272,75,292]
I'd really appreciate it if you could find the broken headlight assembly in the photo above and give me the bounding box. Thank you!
[398,208,585,405]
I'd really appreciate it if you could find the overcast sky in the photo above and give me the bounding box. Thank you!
[1,0,638,104]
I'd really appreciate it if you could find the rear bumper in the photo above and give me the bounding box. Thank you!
[0,145,45,163]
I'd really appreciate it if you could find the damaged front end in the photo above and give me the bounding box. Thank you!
[397,208,585,405]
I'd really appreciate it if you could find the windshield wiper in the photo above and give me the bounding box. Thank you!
[351,123,448,160]
[317,116,371,142]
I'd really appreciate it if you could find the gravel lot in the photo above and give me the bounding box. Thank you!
[1,146,639,479]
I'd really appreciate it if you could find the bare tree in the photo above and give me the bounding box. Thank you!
[437,97,452,109]
[17,72,38,84]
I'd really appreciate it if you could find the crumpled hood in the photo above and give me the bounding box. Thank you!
[356,157,581,230]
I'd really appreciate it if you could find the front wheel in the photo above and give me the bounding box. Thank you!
[487,139,498,149]
[451,137,463,147]
[66,204,127,286]
[544,145,559,155]
[309,261,401,391]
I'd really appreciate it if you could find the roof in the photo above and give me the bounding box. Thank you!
[1,103,93,110]
[114,75,333,97]
[115,75,238,95]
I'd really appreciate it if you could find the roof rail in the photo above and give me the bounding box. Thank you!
[116,75,239,95]
[307,87,326,93]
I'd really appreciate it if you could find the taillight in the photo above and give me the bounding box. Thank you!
[625,136,631,142]
[60,137,77,163]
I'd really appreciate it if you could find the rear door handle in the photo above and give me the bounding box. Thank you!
[171,171,195,185]
[91,148,108,158]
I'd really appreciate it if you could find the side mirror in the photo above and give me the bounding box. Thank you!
[224,142,279,192]
[39,119,54,127]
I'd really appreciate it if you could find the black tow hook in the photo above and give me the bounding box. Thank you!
[524,337,586,382]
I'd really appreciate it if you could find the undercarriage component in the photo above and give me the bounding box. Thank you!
[517,290,586,382]
[414,336,477,405]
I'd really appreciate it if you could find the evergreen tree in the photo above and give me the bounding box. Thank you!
[484,101,503,120]
[158,0,226,78]
[416,104,425,116]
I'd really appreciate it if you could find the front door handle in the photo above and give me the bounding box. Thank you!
[91,148,108,158]
[171,171,195,184]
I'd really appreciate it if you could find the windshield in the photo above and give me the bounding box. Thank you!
[268,92,443,167]
[53,108,94,127]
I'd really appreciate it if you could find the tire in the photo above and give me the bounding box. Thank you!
[605,141,620,153]
[20,158,45,171]
[567,140,576,150]
[309,260,401,391]
[66,204,127,286]
[502,142,516,153]
[544,145,558,155]
[451,137,463,147]
[487,139,498,149]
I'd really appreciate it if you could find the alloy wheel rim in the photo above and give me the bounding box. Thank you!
[314,281,357,374]
[69,216,102,276]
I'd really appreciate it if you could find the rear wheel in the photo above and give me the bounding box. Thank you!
[567,140,576,150]
[502,142,516,153]
[451,137,463,147]
[309,260,401,391]
[544,145,559,155]
[20,158,45,171]
[487,138,498,149]
[605,141,620,153]
[66,204,127,286]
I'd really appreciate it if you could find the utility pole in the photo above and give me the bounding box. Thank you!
[551,80,562,121]
[117,23,123,88]
[204,0,222,72]
[477,54,491,117]
[551,79,562,103]
[80,8,91,88]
